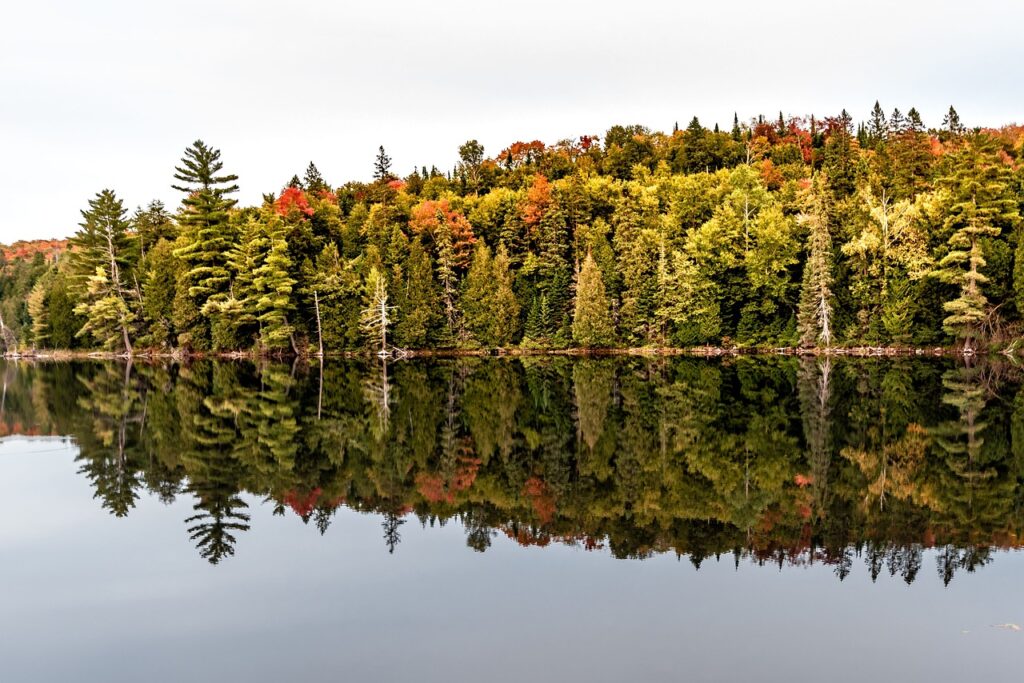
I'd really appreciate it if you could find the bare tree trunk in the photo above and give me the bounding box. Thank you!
[313,290,324,357]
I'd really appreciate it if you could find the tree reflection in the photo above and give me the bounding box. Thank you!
[2,355,1023,581]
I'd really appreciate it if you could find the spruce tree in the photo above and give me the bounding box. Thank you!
[572,252,615,347]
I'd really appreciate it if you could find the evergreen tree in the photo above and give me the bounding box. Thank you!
[394,240,441,348]
[573,251,615,347]
[140,238,180,348]
[797,175,835,347]
[935,138,1020,349]
[171,140,239,349]
[68,190,138,353]
[373,145,393,181]
[133,200,176,261]
[303,162,327,194]
[490,244,521,345]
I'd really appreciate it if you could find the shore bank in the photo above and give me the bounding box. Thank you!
[1,344,965,362]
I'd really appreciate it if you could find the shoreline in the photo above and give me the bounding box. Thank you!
[1,344,965,362]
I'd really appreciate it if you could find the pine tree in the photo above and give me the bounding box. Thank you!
[252,216,297,351]
[935,137,1020,350]
[303,162,327,194]
[942,106,965,137]
[797,175,835,347]
[68,189,138,353]
[572,252,615,347]
[171,140,239,349]
[373,146,393,181]
[74,266,136,352]
[140,238,180,348]
[133,200,176,261]
[868,100,888,148]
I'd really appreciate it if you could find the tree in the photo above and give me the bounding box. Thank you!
[68,190,137,353]
[573,252,615,347]
[303,161,328,194]
[361,266,394,355]
[133,200,176,261]
[933,138,1019,350]
[171,140,239,349]
[458,139,485,194]
[373,146,393,181]
[797,175,835,347]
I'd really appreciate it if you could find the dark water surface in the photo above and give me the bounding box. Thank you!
[0,356,1021,682]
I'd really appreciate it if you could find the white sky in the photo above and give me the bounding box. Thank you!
[2,0,1022,241]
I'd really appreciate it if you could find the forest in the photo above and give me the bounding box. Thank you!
[1,355,1020,582]
[2,104,1024,355]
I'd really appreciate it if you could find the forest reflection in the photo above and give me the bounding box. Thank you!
[1,355,1021,585]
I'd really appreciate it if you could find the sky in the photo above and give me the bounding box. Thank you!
[2,0,1022,241]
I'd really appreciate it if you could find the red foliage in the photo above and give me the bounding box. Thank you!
[794,473,813,487]
[276,186,314,218]
[523,476,556,525]
[387,179,405,190]
[1,239,67,263]
[579,135,597,151]
[282,487,322,518]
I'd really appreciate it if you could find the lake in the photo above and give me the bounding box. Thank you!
[0,356,1021,682]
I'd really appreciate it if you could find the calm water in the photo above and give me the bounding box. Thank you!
[0,356,1021,682]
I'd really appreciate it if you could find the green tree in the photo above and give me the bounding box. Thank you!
[171,140,240,349]
[797,175,835,347]
[572,252,616,347]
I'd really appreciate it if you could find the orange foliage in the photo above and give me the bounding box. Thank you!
[498,140,546,168]
[758,158,784,190]
[415,456,481,504]
[794,473,813,487]
[409,199,477,268]
[521,174,551,229]
[387,179,405,191]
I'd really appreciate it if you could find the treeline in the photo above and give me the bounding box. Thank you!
[2,355,1021,582]
[3,104,1024,354]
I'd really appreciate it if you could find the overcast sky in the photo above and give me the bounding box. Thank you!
[2,0,1022,241]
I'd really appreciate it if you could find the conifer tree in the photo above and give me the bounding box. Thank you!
[171,140,239,349]
[573,252,615,347]
[394,240,440,348]
[68,190,138,353]
[140,238,180,348]
[461,242,496,344]
[361,266,394,355]
[935,137,1019,350]
[373,146,393,181]
[303,162,327,194]
[252,216,297,351]
[490,244,521,345]
[797,175,835,347]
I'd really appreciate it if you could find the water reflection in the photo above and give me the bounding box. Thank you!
[1,355,1021,583]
